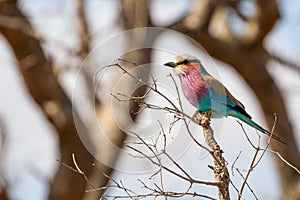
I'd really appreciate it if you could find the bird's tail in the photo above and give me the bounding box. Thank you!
[229,111,286,144]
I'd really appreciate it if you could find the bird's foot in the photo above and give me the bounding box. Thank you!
[199,115,210,127]
[193,110,212,127]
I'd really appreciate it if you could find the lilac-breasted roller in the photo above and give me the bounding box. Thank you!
[164,54,285,144]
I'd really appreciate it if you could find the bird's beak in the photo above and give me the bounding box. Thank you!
[164,62,177,68]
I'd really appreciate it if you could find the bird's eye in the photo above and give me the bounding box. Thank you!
[182,59,189,64]
[177,59,189,65]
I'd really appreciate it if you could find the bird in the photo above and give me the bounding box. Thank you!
[164,54,285,144]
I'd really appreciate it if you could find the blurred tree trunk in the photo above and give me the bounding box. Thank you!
[74,0,126,198]
[0,189,8,200]
[0,1,156,199]
[167,0,300,199]
[0,1,95,199]
[0,118,8,199]
[80,0,156,199]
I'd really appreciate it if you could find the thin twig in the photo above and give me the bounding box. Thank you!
[57,154,96,189]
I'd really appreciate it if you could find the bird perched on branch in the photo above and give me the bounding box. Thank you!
[164,54,285,144]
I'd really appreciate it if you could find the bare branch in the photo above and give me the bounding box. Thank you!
[125,133,219,187]
[269,53,300,74]
[196,112,230,200]
[238,143,260,200]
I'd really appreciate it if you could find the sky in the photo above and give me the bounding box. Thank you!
[0,0,299,199]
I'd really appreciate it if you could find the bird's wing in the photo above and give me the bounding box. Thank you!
[202,75,284,143]
[203,75,245,109]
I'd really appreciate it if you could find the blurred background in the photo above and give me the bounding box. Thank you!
[0,0,300,199]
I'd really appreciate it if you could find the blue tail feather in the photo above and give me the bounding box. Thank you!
[228,109,286,144]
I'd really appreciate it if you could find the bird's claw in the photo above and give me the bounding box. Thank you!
[192,110,211,127]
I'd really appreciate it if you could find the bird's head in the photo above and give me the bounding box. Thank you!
[164,54,203,77]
